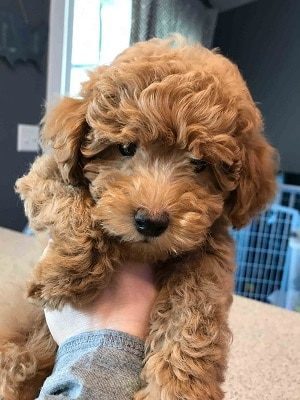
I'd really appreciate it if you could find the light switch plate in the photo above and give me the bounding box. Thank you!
[17,124,40,152]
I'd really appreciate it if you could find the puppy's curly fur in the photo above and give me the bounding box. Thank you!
[0,37,276,400]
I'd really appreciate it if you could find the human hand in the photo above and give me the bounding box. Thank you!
[44,260,157,345]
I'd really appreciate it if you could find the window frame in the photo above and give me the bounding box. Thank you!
[46,0,73,105]
[47,0,131,105]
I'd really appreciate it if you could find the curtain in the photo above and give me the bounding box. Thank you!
[130,0,218,48]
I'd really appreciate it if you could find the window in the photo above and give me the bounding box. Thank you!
[47,0,132,101]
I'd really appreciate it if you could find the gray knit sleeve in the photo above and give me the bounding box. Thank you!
[37,330,144,400]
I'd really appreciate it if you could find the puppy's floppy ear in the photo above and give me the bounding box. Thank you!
[41,97,89,185]
[227,104,278,228]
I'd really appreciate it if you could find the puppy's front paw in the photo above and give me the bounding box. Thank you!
[27,275,102,310]
[27,281,66,310]
[27,281,43,299]
[134,390,152,400]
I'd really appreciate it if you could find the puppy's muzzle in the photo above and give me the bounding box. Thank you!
[134,208,169,237]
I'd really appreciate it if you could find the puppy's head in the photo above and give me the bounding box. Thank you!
[41,38,277,261]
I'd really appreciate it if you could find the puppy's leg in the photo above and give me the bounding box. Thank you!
[135,252,234,400]
[0,303,56,400]
[16,154,115,309]
[27,237,117,309]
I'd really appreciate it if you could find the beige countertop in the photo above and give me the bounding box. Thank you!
[226,295,300,399]
[0,226,299,399]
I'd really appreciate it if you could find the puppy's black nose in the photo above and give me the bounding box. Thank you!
[134,209,169,237]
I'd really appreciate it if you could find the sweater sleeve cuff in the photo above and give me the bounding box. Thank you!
[56,329,145,361]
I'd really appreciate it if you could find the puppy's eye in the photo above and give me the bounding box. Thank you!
[118,143,137,157]
[221,162,234,174]
[191,158,208,173]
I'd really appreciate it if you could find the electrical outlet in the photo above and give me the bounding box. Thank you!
[17,124,40,152]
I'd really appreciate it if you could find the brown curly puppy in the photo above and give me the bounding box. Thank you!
[0,37,276,400]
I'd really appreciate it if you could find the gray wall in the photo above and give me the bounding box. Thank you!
[0,0,49,231]
[214,0,300,174]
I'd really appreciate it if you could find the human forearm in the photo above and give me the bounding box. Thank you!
[37,330,144,400]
